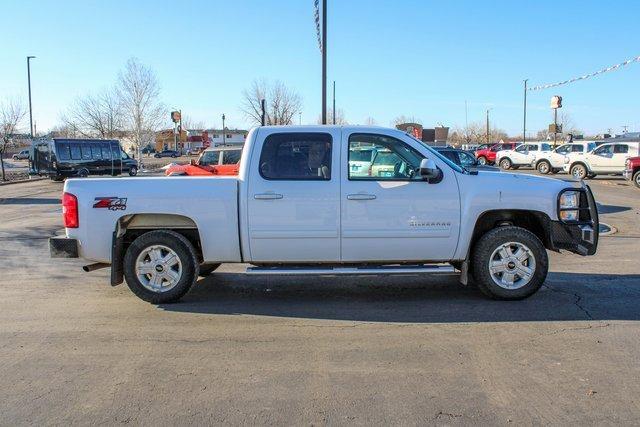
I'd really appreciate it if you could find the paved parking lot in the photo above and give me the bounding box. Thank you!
[1,173,639,425]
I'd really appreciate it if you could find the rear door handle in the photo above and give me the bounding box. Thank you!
[347,193,376,201]
[254,193,283,200]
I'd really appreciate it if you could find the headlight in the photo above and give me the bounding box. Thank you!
[559,191,579,208]
[559,190,579,222]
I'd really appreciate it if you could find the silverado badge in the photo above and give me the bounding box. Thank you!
[93,197,127,211]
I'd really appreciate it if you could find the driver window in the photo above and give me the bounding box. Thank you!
[516,145,527,153]
[458,151,476,167]
[348,134,423,180]
[556,145,570,154]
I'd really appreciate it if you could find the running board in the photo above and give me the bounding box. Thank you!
[245,264,456,275]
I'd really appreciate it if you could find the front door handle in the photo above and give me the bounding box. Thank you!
[254,193,283,200]
[347,193,376,201]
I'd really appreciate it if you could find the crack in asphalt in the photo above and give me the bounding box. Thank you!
[543,284,594,320]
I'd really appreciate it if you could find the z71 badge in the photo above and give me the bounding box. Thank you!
[93,197,127,211]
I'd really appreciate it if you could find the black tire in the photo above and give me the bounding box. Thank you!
[128,166,138,176]
[536,160,551,174]
[570,163,588,180]
[51,175,65,182]
[477,156,488,165]
[471,226,548,300]
[123,230,199,304]
[77,168,89,178]
[634,171,640,189]
[199,263,221,277]
[499,158,512,170]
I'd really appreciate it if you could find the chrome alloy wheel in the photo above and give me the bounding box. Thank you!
[135,245,183,293]
[488,242,536,290]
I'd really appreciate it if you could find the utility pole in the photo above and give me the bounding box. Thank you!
[332,81,336,125]
[486,109,490,146]
[321,0,327,124]
[523,79,528,144]
[27,56,36,138]
[299,111,302,125]
[464,100,469,144]
[260,99,266,126]
[222,114,226,145]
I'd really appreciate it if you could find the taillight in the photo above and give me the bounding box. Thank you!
[62,192,79,228]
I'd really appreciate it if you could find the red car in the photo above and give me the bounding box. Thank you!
[165,146,242,177]
[475,142,520,165]
[624,156,640,188]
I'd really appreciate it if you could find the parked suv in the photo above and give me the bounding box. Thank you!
[154,150,179,158]
[623,156,640,188]
[475,142,520,165]
[12,149,30,160]
[563,142,640,179]
[496,142,552,170]
[534,142,596,174]
[433,147,499,171]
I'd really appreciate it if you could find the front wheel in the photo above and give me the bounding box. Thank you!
[477,156,487,165]
[471,226,548,300]
[123,230,200,303]
[536,160,551,174]
[570,164,588,180]
[499,158,512,170]
[128,166,138,176]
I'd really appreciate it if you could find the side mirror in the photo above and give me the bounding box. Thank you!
[419,158,442,182]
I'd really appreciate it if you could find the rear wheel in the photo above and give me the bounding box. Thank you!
[477,156,488,165]
[570,163,588,180]
[123,230,199,304]
[471,226,548,300]
[536,160,551,174]
[634,171,640,188]
[499,158,512,170]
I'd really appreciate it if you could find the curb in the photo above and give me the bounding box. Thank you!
[0,177,48,186]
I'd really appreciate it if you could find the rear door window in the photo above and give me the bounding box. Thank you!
[91,143,102,159]
[259,133,332,180]
[613,144,628,154]
[101,143,111,160]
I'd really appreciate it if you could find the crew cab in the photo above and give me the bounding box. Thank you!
[495,142,552,170]
[49,126,598,304]
[623,156,640,188]
[475,142,520,165]
[563,142,640,179]
[534,141,596,174]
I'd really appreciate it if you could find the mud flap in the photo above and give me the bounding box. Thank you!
[110,229,124,286]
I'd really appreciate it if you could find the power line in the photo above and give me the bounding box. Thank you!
[528,54,640,91]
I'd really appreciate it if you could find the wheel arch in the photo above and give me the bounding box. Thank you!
[110,213,204,286]
[469,209,552,254]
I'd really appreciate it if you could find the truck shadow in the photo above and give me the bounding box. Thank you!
[597,203,632,214]
[160,272,640,323]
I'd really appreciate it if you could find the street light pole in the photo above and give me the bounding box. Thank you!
[332,80,336,125]
[321,0,327,124]
[27,56,36,138]
[486,109,490,146]
[523,79,528,144]
[222,114,226,145]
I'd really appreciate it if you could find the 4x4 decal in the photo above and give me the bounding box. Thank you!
[93,197,127,211]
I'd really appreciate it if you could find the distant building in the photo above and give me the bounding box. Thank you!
[185,128,248,150]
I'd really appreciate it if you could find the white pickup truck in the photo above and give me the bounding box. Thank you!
[50,126,599,303]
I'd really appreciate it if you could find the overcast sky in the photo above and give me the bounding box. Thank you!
[2,0,639,135]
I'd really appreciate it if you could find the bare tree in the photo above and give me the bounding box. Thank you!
[392,115,422,127]
[240,79,302,125]
[449,122,508,146]
[0,97,27,181]
[316,108,348,125]
[117,58,165,158]
[180,115,206,131]
[62,88,122,138]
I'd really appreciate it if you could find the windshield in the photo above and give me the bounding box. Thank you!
[406,134,465,173]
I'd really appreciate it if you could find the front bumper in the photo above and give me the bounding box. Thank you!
[49,236,79,258]
[549,186,599,256]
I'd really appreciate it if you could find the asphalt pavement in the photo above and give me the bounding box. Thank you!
[1,172,639,425]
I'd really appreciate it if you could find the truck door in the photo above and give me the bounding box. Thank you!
[246,129,341,262]
[340,131,460,262]
[589,144,614,172]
